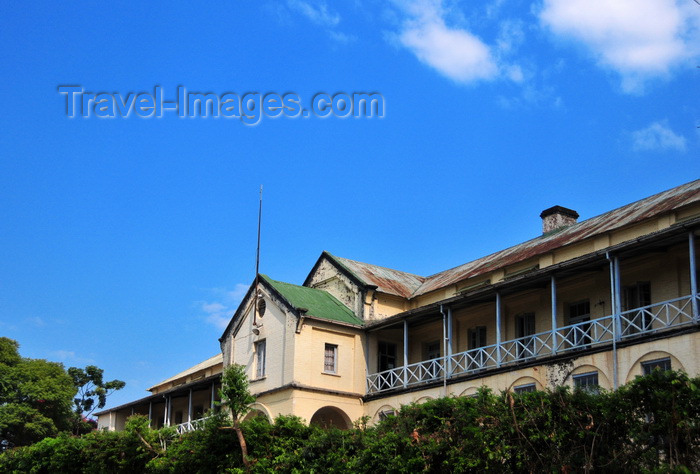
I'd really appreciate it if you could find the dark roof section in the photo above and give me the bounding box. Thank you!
[324,179,699,298]
[540,205,579,219]
[414,179,700,295]
[261,274,364,326]
[325,252,425,299]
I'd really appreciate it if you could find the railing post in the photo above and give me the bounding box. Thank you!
[551,275,558,354]
[690,231,699,320]
[403,320,408,388]
[496,292,502,366]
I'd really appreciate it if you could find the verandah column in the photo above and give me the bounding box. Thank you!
[164,396,170,427]
[496,292,502,366]
[210,382,215,412]
[551,275,558,354]
[403,319,408,388]
[188,388,193,424]
[447,306,453,377]
[690,231,698,320]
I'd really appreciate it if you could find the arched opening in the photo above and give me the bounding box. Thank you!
[309,406,352,430]
[242,409,270,423]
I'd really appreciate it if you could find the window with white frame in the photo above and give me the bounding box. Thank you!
[255,340,266,379]
[324,343,338,374]
[573,371,599,392]
[642,357,671,375]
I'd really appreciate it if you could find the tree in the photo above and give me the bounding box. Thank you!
[68,365,125,424]
[0,338,76,447]
[219,364,255,470]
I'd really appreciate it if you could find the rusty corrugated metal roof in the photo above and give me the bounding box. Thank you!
[329,254,426,299]
[329,179,700,299]
[413,179,700,296]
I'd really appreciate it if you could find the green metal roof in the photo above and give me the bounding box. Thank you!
[261,274,364,326]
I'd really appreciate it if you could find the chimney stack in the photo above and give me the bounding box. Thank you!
[540,206,579,234]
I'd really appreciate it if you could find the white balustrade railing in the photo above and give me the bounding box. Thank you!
[367,293,699,394]
[175,416,211,434]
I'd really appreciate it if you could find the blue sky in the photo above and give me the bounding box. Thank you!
[1,0,698,410]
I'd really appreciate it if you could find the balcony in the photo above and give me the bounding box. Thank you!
[366,293,699,394]
[175,416,212,434]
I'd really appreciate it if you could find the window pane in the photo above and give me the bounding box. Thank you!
[256,340,266,378]
[642,357,671,375]
[324,344,337,373]
[573,372,599,392]
[514,383,536,394]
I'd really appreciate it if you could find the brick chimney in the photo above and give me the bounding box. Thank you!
[540,206,579,234]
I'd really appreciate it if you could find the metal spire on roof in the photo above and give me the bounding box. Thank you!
[253,185,263,329]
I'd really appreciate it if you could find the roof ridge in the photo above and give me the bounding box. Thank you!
[411,178,700,296]
[331,253,426,280]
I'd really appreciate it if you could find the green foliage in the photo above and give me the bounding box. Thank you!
[219,364,255,423]
[1,369,699,472]
[0,338,76,447]
[68,365,126,420]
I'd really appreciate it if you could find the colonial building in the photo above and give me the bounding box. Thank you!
[98,179,700,431]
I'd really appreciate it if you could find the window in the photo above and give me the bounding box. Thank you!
[378,342,397,390]
[568,300,591,347]
[424,341,441,380]
[514,383,536,394]
[573,372,599,392]
[324,343,338,373]
[468,326,487,349]
[468,326,487,369]
[623,282,652,333]
[255,340,266,379]
[642,357,671,375]
[425,341,441,360]
[378,342,397,372]
[378,409,395,421]
[515,313,535,359]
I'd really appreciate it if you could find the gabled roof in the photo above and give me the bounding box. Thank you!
[306,251,425,299]
[320,179,700,299]
[147,353,222,391]
[413,178,700,295]
[261,274,364,326]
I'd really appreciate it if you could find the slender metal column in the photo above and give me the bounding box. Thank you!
[164,396,169,427]
[496,292,502,366]
[690,232,698,320]
[447,307,453,377]
[608,254,622,390]
[614,256,622,338]
[403,319,408,388]
[148,401,152,426]
[211,382,215,412]
[441,305,447,392]
[188,388,193,423]
[551,275,558,354]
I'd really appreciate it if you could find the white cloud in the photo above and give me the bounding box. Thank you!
[50,350,95,365]
[539,0,698,93]
[395,1,500,83]
[287,0,340,27]
[631,121,687,152]
[26,316,45,327]
[199,283,249,330]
